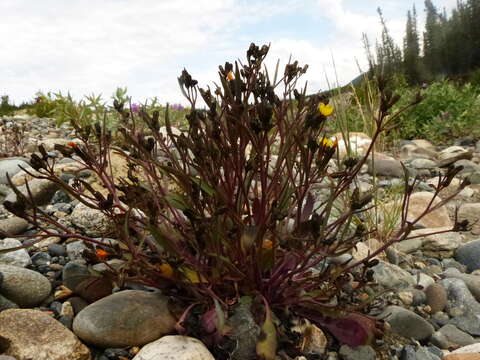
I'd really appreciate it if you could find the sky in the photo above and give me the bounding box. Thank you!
[0,0,458,105]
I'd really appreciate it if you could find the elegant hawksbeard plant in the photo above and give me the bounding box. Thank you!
[2,43,469,359]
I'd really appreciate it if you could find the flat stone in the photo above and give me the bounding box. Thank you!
[380,305,434,340]
[410,158,437,169]
[431,324,476,349]
[132,336,214,360]
[339,344,376,360]
[372,261,415,289]
[73,290,176,348]
[396,238,423,254]
[0,264,51,307]
[0,309,91,360]
[0,238,31,267]
[368,159,404,178]
[405,192,452,229]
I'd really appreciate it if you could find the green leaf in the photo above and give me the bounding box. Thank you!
[190,176,215,196]
[147,224,173,252]
[164,193,189,211]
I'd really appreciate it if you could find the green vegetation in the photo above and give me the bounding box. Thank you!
[29,88,190,130]
[4,44,466,358]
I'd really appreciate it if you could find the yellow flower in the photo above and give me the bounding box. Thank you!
[320,136,337,148]
[226,71,235,81]
[318,102,334,116]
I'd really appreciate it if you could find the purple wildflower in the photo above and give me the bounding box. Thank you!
[171,103,185,111]
[131,103,140,113]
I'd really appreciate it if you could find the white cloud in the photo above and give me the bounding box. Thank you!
[0,0,460,105]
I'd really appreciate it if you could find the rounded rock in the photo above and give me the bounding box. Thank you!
[381,305,434,340]
[73,290,176,348]
[455,239,480,272]
[132,336,214,360]
[425,283,448,313]
[0,264,51,307]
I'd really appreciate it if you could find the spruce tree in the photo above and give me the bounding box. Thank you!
[403,6,421,84]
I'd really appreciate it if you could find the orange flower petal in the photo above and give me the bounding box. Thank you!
[159,263,174,279]
[95,248,109,259]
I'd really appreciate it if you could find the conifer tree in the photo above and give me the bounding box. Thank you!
[403,5,422,84]
[423,0,444,78]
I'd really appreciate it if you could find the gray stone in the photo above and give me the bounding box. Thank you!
[66,240,88,260]
[0,309,91,360]
[0,217,29,237]
[0,159,30,185]
[339,345,376,360]
[455,239,480,272]
[442,259,467,273]
[0,293,18,311]
[430,324,475,349]
[414,348,441,360]
[368,159,404,178]
[62,262,91,291]
[468,171,480,185]
[48,243,67,257]
[372,261,415,289]
[4,178,59,206]
[132,336,214,360]
[455,159,480,175]
[227,296,260,360]
[396,238,423,254]
[442,278,480,336]
[380,305,434,340]
[437,147,472,167]
[411,289,427,306]
[0,238,31,267]
[73,290,176,348]
[0,264,51,307]
[442,278,480,313]
[400,144,436,160]
[443,268,480,302]
[70,203,113,237]
[410,158,437,169]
